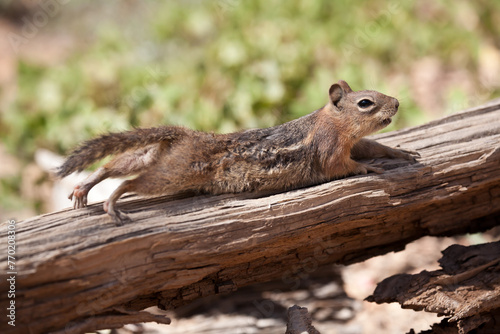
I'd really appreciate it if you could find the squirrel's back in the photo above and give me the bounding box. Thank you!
[152,111,326,194]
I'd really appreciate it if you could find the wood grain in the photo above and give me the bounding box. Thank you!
[367,241,500,333]
[1,99,500,334]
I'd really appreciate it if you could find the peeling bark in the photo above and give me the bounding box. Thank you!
[367,242,500,334]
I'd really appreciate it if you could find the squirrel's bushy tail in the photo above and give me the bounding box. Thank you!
[56,126,186,178]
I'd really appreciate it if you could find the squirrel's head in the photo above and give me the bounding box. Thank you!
[327,80,400,137]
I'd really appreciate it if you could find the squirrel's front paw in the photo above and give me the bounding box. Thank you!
[365,165,384,174]
[354,163,384,175]
[68,185,88,209]
[392,146,420,163]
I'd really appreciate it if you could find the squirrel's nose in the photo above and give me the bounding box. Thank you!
[394,99,400,109]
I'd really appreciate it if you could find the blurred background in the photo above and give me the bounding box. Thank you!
[1,1,499,333]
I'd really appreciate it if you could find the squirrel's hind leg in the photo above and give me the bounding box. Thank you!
[69,146,160,210]
[103,169,188,225]
[104,179,135,226]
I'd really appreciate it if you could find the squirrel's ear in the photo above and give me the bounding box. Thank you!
[329,83,343,106]
[329,80,353,107]
[337,80,353,93]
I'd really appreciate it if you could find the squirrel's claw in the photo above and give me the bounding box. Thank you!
[395,146,421,162]
[108,209,130,226]
[387,148,420,163]
[355,163,384,175]
[74,194,88,209]
[365,165,385,174]
[103,200,130,226]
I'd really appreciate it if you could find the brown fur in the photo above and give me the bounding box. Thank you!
[58,80,418,225]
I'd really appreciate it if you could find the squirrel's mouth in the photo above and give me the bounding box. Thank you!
[381,118,392,126]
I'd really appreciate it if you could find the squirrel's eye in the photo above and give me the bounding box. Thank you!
[358,99,374,108]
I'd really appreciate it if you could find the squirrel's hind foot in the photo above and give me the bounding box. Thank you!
[108,210,131,226]
[69,185,88,209]
[104,200,131,226]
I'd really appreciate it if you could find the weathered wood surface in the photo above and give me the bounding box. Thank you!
[1,99,500,334]
[367,241,500,334]
[286,305,321,334]
[159,265,350,334]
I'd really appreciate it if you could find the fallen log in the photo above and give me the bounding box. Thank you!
[1,99,500,334]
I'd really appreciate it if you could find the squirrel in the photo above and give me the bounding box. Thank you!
[57,80,418,225]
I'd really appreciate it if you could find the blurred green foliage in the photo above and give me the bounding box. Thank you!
[3,0,500,159]
[1,0,500,214]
